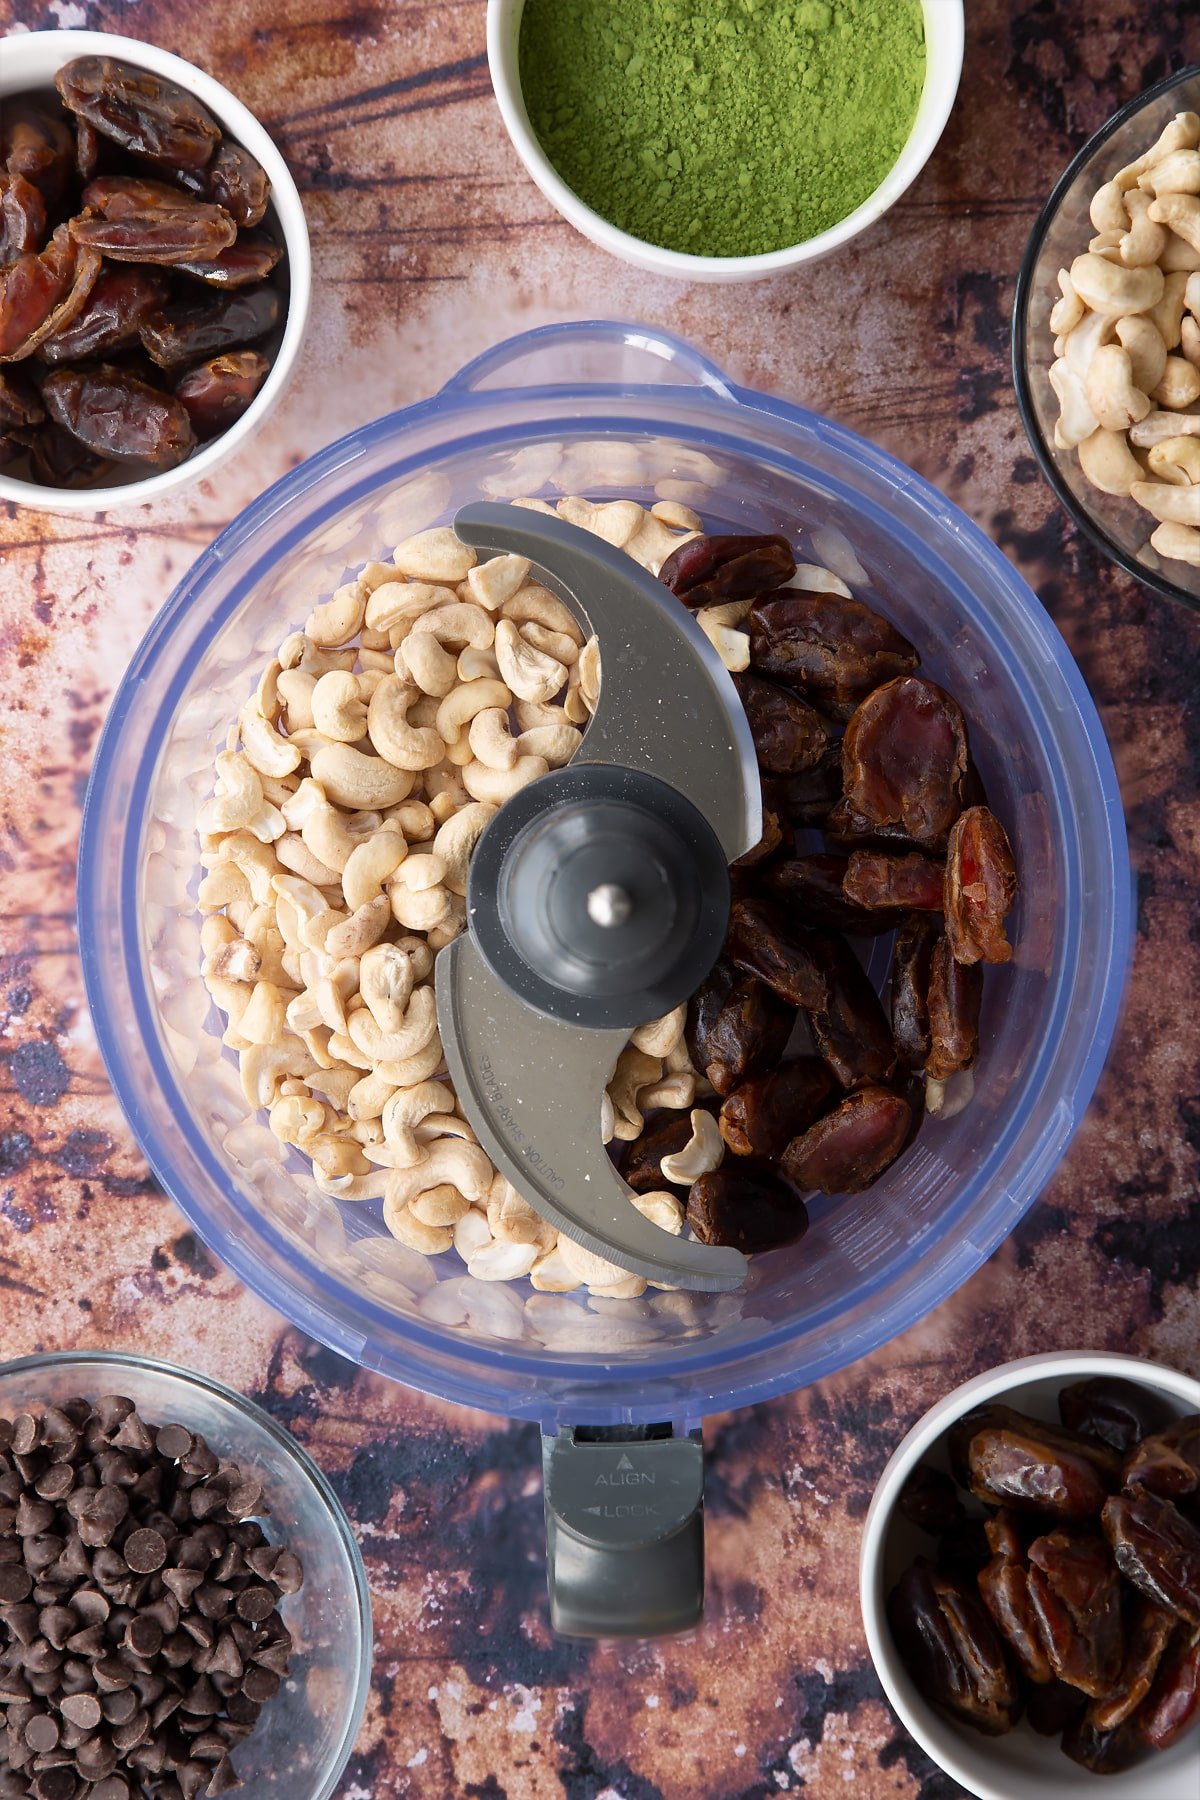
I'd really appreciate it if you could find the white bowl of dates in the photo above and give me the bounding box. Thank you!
[0,30,310,514]
[861,1351,1200,1798]
[0,1350,372,1800]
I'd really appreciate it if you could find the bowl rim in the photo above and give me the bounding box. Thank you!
[859,1349,1200,1800]
[486,0,964,280]
[77,320,1133,1423]
[1012,61,1200,613]
[0,1347,373,1800]
[0,27,311,517]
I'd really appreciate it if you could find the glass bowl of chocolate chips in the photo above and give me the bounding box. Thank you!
[0,1351,371,1800]
[0,30,310,515]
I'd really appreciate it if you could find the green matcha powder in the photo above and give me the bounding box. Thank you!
[519,0,926,258]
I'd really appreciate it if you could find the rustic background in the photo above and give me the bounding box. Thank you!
[3,1,1200,1795]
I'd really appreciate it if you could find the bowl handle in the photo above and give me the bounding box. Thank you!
[440,320,734,399]
[542,1423,705,1637]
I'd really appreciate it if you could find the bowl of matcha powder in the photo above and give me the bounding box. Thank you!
[488,0,964,281]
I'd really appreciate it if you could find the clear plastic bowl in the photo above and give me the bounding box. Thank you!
[78,321,1132,1429]
[0,1351,371,1800]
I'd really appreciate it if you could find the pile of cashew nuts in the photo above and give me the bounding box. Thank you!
[1048,109,1200,566]
[198,492,747,1300]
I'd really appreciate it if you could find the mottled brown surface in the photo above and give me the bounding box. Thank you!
[2,2,1200,1796]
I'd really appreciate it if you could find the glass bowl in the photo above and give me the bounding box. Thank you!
[0,1351,371,1800]
[78,321,1131,1429]
[1013,65,1200,611]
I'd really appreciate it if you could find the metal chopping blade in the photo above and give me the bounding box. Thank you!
[435,503,761,1292]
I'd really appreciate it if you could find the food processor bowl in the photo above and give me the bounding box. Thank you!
[79,321,1130,1621]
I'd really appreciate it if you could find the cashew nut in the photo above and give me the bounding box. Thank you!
[434,677,513,745]
[467,707,519,771]
[1130,409,1200,446]
[659,1109,725,1184]
[275,832,342,888]
[364,579,456,636]
[197,752,285,843]
[696,608,751,671]
[398,630,458,697]
[1131,480,1200,525]
[389,876,450,932]
[1140,148,1200,196]
[347,981,438,1063]
[515,720,581,767]
[1151,519,1200,564]
[1084,345,1151,431]
[366,674,446,770]
[1069,252,1164,317]
[381,1079,458,1168]
[1062,307,1114,378]
[1089,179,1128,234]
[629,1005,687,1059]
[606,1047,663,1142]
[1115,112,1200,190]
[306,581,366,648]
[1149,192,1200,253]
[324,894,392,960]
[1151,354,1200,409]
[1114,314,1168,392]
[239,707,301,779]
[1182,315,1200,367]
[577,635,601,710]
[461,754,548,805]
[431,802,497,896]
[466,553,531,611]
[1149,435,1200,485]
[1148,269,1190,348]
[501,584,584,644]
[493,618,567,704]
[1121,189,1168,266]
[342,830,407,910]
[310,742,415,810]
[1077,428,1145,496]
[1049,357,1100,448]
[392,527,477,584]
[520,620,580,666]
[457,646,502,683]
[1161,230,1200,272]
[283,777,382,874]
[630,1189,684,1236]
[408,601,494,651]
[310,670,368,743]
[239,1040,319,1110]
[383,1139,493,1223]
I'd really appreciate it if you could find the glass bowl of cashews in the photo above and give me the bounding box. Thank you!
[78,320,1129,1432]
[1014,65,1200,608]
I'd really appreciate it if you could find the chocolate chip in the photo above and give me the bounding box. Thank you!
[241,1666,279,1704]
[156,1425,195,1462]
[233,1584,274,1624]
[33,1770,76,1800]
[11,1415,40,1456]
[111,1413,154,1457]
[24,1712,60,1751]
[123,1528,167,1574]
[92,1778,132,1800]
[268,1548,303,1595]
[93,1397,136,1435]
[0,1566,33,1604]
[33,1465,74,1503]
[102,1686,140,1726]
[60,1689,103,1729]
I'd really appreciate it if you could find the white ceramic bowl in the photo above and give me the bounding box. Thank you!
[0,28,311,515]
[860,1352,1200,1800]
[486,0,964,282]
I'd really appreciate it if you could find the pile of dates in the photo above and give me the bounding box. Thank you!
[0,56,284,487]
[619,531,1018,1255]
[889,1379,1200,1773]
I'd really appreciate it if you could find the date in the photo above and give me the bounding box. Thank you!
[890,915,939,1070]
[39,265,168,364]
[1,98,74,209]
[0,172,46,264]
[966,1416,1120,1518]
[809,932,897,1088]
[28,422,112,488]
[42,365,196,468]
[732,672,831,775]
[887,1559,1021,1734]
[843,848,945,912]
[1026,1530,1124,1697]
[1138,1623,1200,1750]
[897,1464,965,1536]
[1123,1416,1200,1501]
[56,56,221,172]
[926,933,982,1081]
[686,1162,808,1254]
[0,223,101,362]
[140,284,281,367]
[175,140,271,228]
[779,1085,911,1194]
[173,349,269,436]
[762,853,901,935]
[718,1057,836,1159]
[685,958,795,1096]
[176,230,283,287]
[725,898,827,1009]
[1089,1595,1177,1730]
[1061,1710,1141,1773]
[763,745,845,826]
[71,194,237,265]
[978,1511,1054,1685]
[1059,1377,1175,1458]
[841,676,968,846]
[1103,1490,1200,1625]
[944,806,1018,966]
[660,532,795,608]
[621,1114,697,1193]
[748,590,919,720]
[0,367,44,432]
